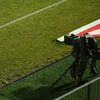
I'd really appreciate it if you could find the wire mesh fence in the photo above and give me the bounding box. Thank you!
[55,77,100,100]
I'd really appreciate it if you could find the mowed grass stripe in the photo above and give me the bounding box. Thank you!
[0,0,66,29]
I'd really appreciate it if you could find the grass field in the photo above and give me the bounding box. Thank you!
[0,56,99,100]
[0,0,100,87]
[0,56,73,100]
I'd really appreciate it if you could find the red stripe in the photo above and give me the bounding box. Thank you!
[76,24,100,37]
[92,34,100,37]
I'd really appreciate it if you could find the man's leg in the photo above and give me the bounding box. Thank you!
[70,61,77,79]
[90,58,98,75]
[77,56,88,79]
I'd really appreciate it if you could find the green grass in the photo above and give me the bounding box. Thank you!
[0,56,99,100]
[0,0,100,86]
[0,56,73,100]
[0,0,61,25]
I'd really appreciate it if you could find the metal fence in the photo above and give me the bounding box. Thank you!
[55,77,100,100]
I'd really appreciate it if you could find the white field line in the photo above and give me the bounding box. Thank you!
[0,0,66,29]
[55,76,100,100]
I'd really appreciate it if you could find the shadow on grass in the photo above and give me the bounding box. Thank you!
[9,75,98,100]
[10,81,79,100]
[11,86,53,100]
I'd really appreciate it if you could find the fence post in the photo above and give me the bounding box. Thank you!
[87,84,91,100]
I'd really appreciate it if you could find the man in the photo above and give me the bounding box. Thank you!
[64,33,99,82]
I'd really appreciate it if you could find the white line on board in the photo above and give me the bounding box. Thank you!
[0,0,66,29]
